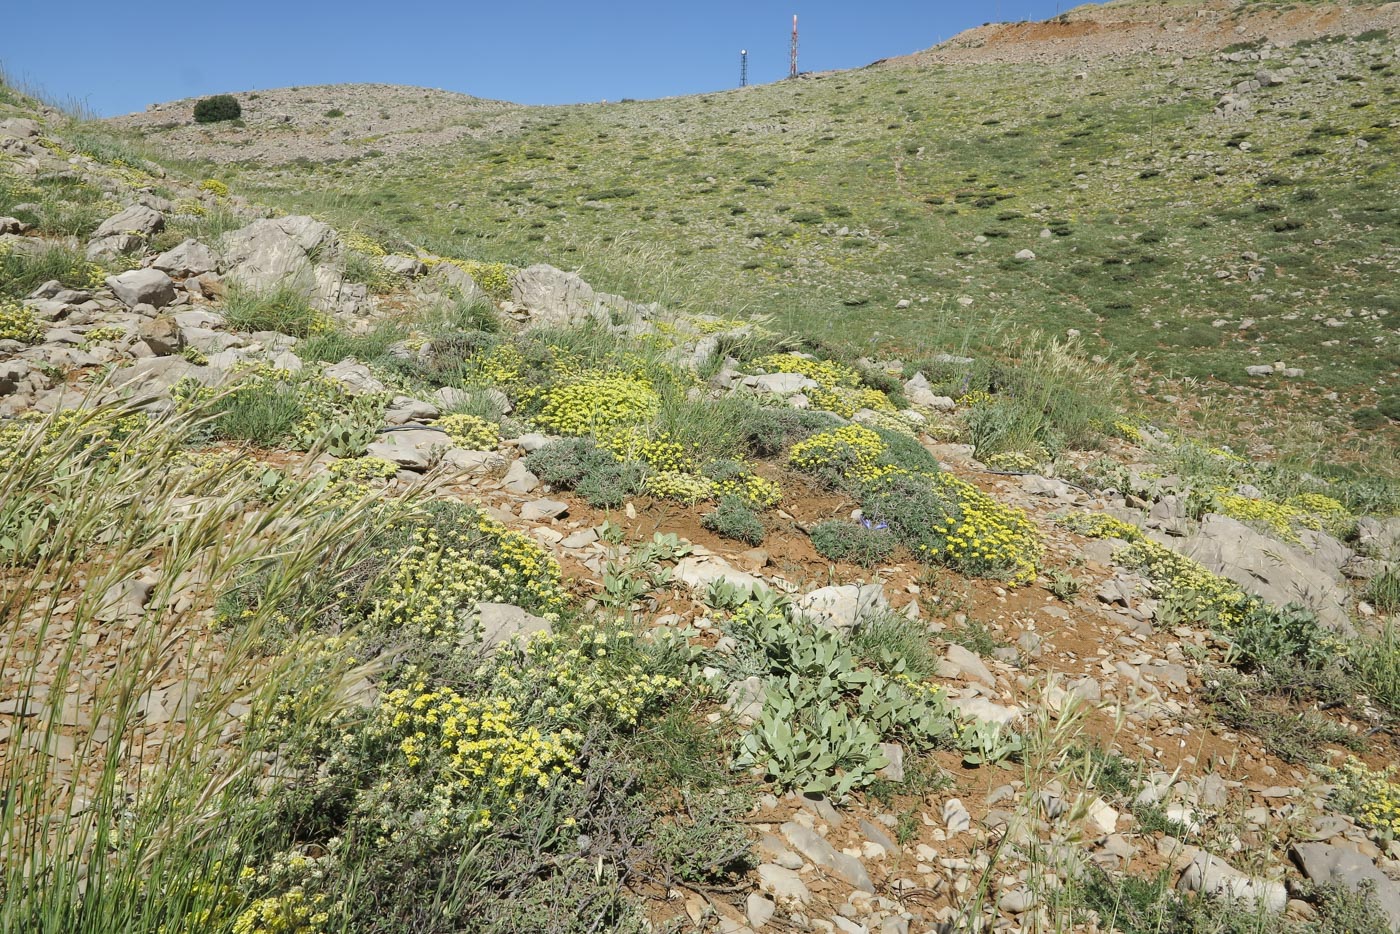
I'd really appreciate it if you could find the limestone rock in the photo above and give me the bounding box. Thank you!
[795,583,888,633]
[780,822,874,893]
[743,372,819,395]
[757,864,811,907]
[672,556,763,594]
[1170,514,1353,633]
[106,269,176,309]
[940,643,996,687]
[520,499,569,522]
[430,261,489,304]
[1293,843,1400,930]
[510,263,648,330]
[365,428,451,471]
[1177,851,1286,913]
[152,238,220,277]
[501,460,541,494]
[474,603,550,648]
[218,215,348,309]
[323,358,387,396]
[87,205,164,260]
[381,254,426,278]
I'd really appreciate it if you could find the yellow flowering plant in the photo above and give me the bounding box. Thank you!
[533,375,660,436]
[1325,757,1400,842]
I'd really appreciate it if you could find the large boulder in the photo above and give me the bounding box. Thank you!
[218,216,356,311]
[152,238,220,277]
[429,261,488,304]
[86,205,165,260]
[105,268,176,309]
[510,263,650,330]
[1166,514,1353,633]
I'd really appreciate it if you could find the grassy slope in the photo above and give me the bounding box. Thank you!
[198,32,1398,454]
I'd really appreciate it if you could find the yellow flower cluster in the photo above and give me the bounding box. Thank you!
[715,472,782,509]
[789,425,897,483]
[693,316,750,334]
[1209,489,1353,543]
[376,686,579,819]
[1111,420,1143,443]
[1056,512,1144,542]
[199,178,230,198]
[534,376,660,436]
[0,408,152,468]
[1119,540,1252,627]
[1058,511,1251,626]
[232,889,330,934]
[422,257,516,299]
[643,470,716,504]
[809,385,897,419]
[328,456,398,484]
[601,426,696,473]
[956,390,994,408]
[751,353,895,418]
[984,450,1042,472]
[175,197,206,216]
[453,342,524,386]
[436,413,499,450]
[370,516,566,639]
[752,353,861,388]
[0,298,42,343]
[1327,757,1400,841]
[341,231,386,257]
[489,626,684,726]
[915,473,1042,585]
[855,410,919,438]
[1213,492,1308,543]
[82,325,128,346]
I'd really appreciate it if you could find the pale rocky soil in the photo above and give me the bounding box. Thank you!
[884,0,1400,67]
[109,83,530,165]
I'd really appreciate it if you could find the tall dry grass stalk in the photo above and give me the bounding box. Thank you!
[0,393,412,932]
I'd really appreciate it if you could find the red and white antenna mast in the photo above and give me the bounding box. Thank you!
[789,14,799,78]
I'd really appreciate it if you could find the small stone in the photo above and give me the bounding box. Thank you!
[520,499,568,522]
[998,888,1036,913]
[501,460,540,494]
[746,894,777,929]
[942,798,972,835]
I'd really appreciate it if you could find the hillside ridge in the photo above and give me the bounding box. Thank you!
[889,0,1400,66]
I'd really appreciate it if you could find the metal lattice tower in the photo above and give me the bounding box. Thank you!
[740,49,748,87]
[789,15,799,78]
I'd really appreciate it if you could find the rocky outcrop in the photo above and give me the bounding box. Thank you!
[217,216,363,314]
[1166,514,1354,633]
[86,204,165,260]
[509,263,652,330]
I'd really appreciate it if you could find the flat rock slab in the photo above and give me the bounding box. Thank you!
[1293,843,1400,930]
[673,556,764,594]
[475,602,550,648]
[365,428,452,471]
[796,583,888,632]
[780,821,874,893]
[520,499,569,521]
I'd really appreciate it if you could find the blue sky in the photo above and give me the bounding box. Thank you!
[3,1,1082,116]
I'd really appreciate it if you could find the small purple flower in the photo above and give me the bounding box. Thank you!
[860,518,888,531]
